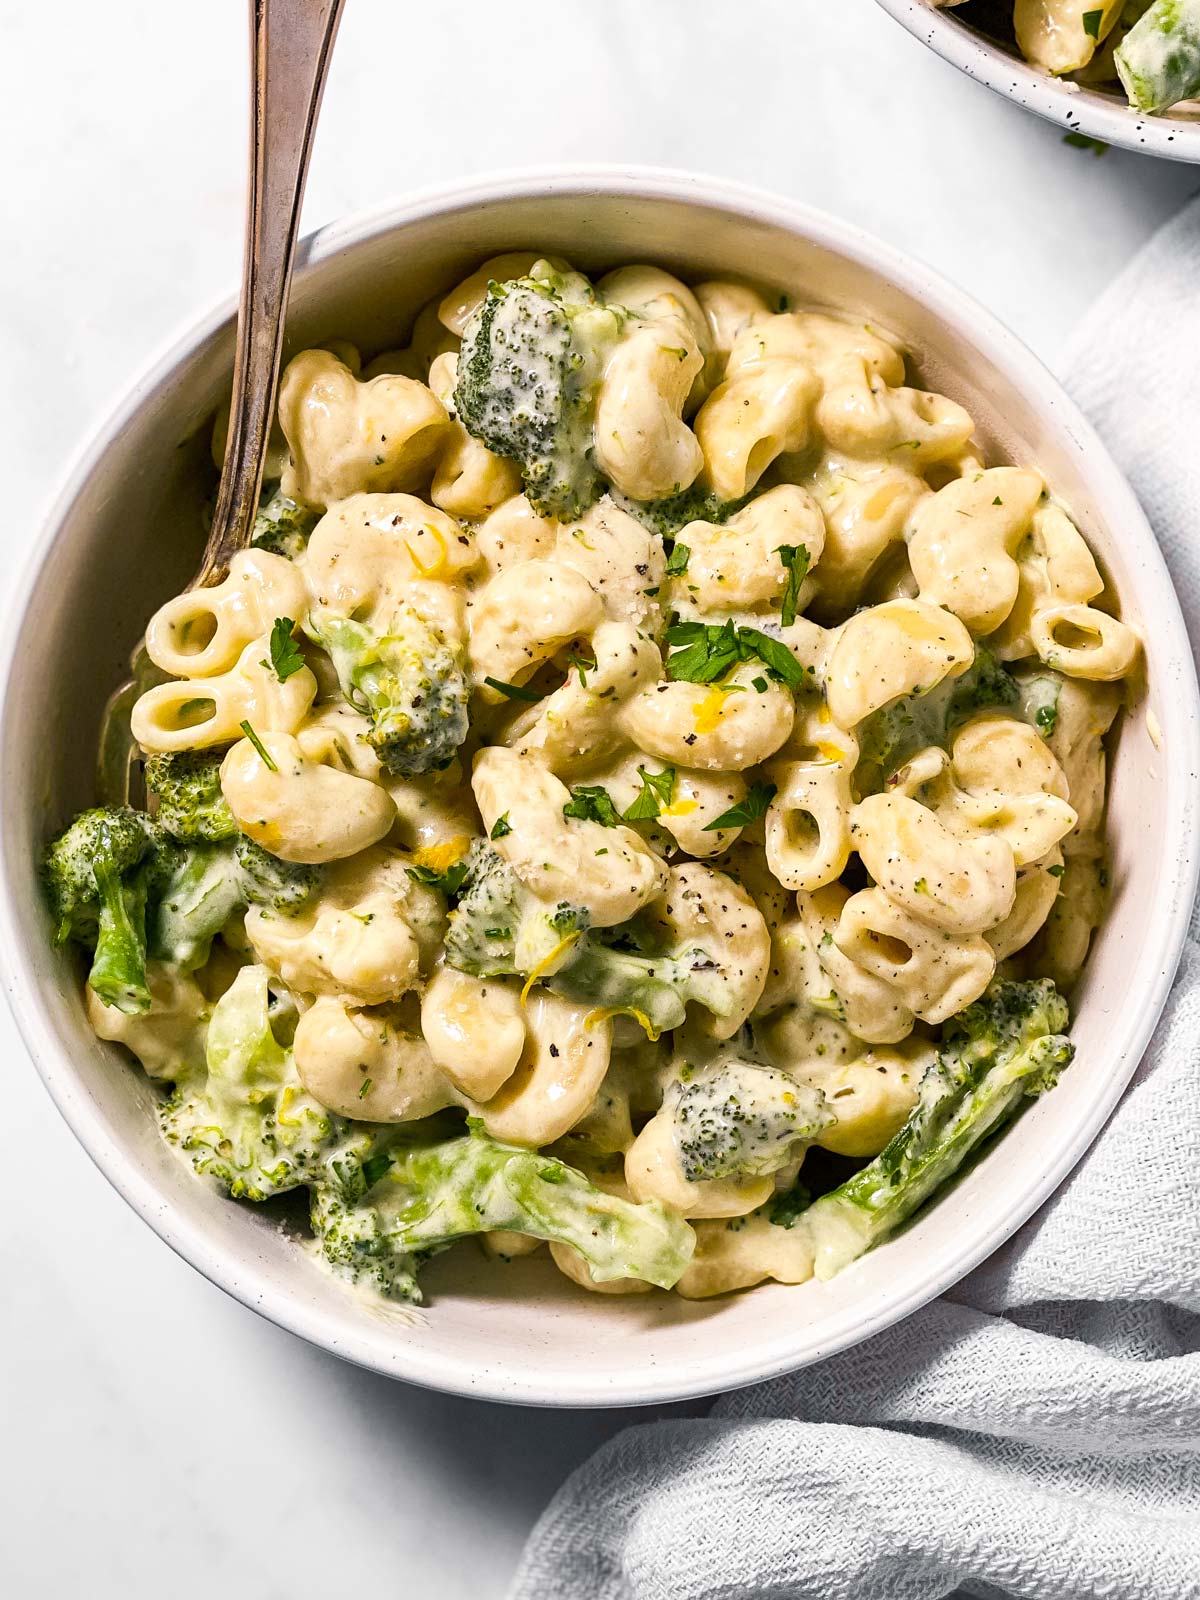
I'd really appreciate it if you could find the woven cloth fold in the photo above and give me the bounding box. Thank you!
[510,198,1200,1600]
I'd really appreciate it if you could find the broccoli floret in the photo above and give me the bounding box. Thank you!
[444,844,743,1038]
[162,964,382,1201]
[150,846,245,971]
[856,644,1021,791]
[767,1178,813,1230]
[455,272,620,519]
[443,841,588,978]
[42,806,170,1014]
[799,979,1073,1278]
[672,1062,832,1183]
[144,750,237,842]
[309,1177,423,1301]
[1015,666,1063,739]
[150,836,320,971]
[950,645,1021,717]
[251,482,319,560]
[441,841,522,975]
[309,1127,696,1297]
[233,835,320,911]
[311,606,469,777]
[611,485,749,540]
[546,937,729,1039]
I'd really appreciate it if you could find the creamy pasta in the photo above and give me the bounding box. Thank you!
[42,253,1137,1306]
[934,0,1200,115]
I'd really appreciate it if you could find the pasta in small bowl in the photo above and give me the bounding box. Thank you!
[2,170,1196,1405]
[876,0,1200,159]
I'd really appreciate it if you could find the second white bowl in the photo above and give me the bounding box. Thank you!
[876,0,1200,161]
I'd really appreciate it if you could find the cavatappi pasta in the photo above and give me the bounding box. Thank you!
[933,0,1200,116]
[44,253,1137,1305]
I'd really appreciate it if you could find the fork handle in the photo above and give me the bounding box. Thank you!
[197,0,346,587]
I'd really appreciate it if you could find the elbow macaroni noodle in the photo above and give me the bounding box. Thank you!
[95,252,1137,1303]
[935,2,1200,119]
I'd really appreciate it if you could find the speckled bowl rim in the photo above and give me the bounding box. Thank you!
[875,0,1200,161]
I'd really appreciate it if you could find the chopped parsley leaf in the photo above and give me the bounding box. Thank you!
[775,543,811,627]
[490,813,513,839]
[703,780,777,831]
[239,720,278,772]
[1063,132,1109,156]
[562,785,622,826]
[566,650,596,688]
[484,676,547,703]
[738,627,807,688]
[663,618,806,688]
[665,542,691,578]
[623,764,676,822]
[264,616,306,682]
[407,860,471,897]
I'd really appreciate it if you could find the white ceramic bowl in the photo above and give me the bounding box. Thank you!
[875,0,1200,161]
[2,168,1197,1407]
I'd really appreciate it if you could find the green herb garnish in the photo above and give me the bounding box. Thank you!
[663,619,806,689]
[665,542,691,578]
[362,1152,392,1188]
[562,786,622,826]
[775,544,810,628]
[484,676,547,703]
[737,627,807,688]
[264,616,305,683]
[623,764,677,822]
[239,720,278,773]
[406,860,471,897]
[663,618,743,682]
[1063,132,1109,156]
[703,780,777,832]
[566,650,595,688]
[490,813,513,839]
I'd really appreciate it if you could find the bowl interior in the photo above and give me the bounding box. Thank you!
[876,0,1200,160]
[3,175,1197,1405]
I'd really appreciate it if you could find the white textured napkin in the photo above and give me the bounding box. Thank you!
[510,198,1200,1600]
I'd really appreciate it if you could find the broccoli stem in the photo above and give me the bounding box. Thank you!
[87,861,152,1013]
[803,981,1073,1278]
[379,1133,696,1288]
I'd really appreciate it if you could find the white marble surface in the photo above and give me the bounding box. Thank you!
[1,2,1196,1595]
